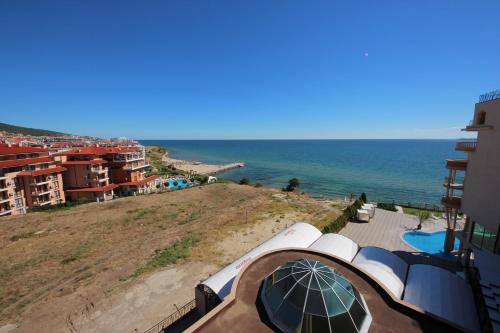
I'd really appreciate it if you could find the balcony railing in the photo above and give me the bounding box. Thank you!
[112,155,144,163]
[0,209,12,216]
[124,163,150,171]
[455,140,477,152]
[143,299,196,333]
[443,177,464,190]
[446,159,468,170]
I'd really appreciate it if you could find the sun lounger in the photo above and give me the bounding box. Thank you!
[357,209,370,222]
[362,204,375,218]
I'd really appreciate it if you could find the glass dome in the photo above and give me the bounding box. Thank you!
[260,259,372,333]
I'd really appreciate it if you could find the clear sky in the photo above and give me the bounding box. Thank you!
[1,1,499,139]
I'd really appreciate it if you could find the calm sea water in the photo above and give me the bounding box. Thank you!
[139,140,464,205]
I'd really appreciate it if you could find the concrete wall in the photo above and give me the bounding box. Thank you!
[462,98,500,234]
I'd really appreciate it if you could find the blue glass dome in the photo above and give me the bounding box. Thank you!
[261,259,372,333]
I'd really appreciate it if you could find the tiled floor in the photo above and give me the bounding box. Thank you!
[339,208,461,271]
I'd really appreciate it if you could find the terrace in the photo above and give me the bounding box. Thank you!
[339,208,459,270]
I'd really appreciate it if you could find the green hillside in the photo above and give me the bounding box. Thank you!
[0,122,65,136]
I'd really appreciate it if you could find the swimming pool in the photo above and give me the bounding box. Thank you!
[402,230,460,260]
[167,178,192,189]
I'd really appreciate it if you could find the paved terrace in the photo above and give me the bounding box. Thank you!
[339,208,461,271]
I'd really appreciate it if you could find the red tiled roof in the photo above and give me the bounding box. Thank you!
[119,175,160,186]
[0,157,53,168]
[56,147,137,156]
[0,146,47,155]
[17,166,66,177]
[59,159,107,166]
[66,184,118,192]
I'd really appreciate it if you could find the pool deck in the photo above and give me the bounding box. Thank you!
[339,208,462,271]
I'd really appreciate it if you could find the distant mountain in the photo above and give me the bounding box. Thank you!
[0,122,66,136]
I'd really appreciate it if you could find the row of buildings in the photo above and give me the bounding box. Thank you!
[0,138,162,217]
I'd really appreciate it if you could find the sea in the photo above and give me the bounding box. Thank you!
[139,140,465,206]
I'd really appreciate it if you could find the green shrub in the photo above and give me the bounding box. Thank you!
[239,178,250,185]
[322,194,366,233]
[377,202,398,212]
[360,193,367,203]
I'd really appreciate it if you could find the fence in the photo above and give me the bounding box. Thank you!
[143,299,196,333]
[478,89,500,103]
[380,200,445,212]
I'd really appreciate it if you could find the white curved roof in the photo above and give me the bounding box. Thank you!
[404,264,480,333]
[352,247,408,298]
[308,233,359,263]
[200,222,322,299]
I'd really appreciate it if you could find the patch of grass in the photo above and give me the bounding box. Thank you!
[61,245,89,265]
[133,234,200,277]
[403,207,437,217]
[127,206,160,220]
[10,232,35,242]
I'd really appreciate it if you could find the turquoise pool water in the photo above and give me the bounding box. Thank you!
[402,230,459,260]
[167,178,192,189]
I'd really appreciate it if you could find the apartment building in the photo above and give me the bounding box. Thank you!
[0,146,66,216]
[56,146,156,201]
[443,90,500,255]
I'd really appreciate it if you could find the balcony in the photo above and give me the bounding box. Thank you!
[0,197,10,204]
[455,140,477,152]
[0,187,8,192]
[113,156,144,163]
[125,163,150,171]
[88,168,107,174]
[441,196,462,209]
[0,209,12,216]
[446,159,468,170]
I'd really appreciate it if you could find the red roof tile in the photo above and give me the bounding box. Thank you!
[66,184,118,192]
[119,175,160,186]
[17,166,66,177]
[0,146,47,155]
[57,147,137,156]
[59,159,107,166]
[0,157,54,168]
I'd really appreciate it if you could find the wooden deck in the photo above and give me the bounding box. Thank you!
[339,208,461,271]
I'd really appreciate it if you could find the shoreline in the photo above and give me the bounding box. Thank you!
[161,149,245,175]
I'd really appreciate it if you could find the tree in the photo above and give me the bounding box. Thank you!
[284,178,300,192]
[239,177,250,185]
[360,193,367,203]
[288,178,300,189]
[416,211,431,230]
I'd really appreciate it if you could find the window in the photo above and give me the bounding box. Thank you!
[470,222,498,253]
[15,198,23,207]
[477,111,487,125]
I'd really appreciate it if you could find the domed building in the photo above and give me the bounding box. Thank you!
[261,259,372,333]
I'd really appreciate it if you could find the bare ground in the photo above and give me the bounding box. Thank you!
[0,183,343,333]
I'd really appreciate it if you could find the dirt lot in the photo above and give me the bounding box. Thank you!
[0,183,343,333]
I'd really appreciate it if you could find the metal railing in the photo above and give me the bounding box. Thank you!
[478,89,500,103]
[143,299,196,333]
[455,140,477,152]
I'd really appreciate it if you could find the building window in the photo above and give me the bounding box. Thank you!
[15,198,23,207]
[477,111,487,125]
[470,222,497,253]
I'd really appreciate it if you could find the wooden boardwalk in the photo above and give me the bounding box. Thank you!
[339,208,461,271]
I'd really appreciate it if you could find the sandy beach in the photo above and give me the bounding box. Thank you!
[161,150,244,175]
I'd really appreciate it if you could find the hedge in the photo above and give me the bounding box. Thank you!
[322,194,366,233]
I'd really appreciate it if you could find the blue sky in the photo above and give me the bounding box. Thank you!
[1,1,499,139]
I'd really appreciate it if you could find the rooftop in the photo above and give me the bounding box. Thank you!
[187,249,460,333]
